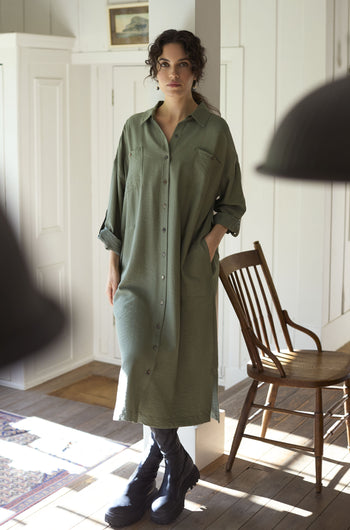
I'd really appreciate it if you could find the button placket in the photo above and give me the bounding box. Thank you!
[151,149,170,362]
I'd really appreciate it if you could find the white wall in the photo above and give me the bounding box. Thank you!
[0,0,147,51]
[243,0,329,341]
[220,0,350,362]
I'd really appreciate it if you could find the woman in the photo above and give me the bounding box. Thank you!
[98,29,246,527]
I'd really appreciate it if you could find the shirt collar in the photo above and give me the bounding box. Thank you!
[190,102,211,127]
[140,101,211,127]
[140,105,156,124]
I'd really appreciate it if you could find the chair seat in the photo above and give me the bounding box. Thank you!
[247,349,350,387]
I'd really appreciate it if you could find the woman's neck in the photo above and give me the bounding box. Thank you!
[157,97,198,123]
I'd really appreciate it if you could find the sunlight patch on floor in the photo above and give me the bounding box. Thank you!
[184,499,207,512]
[196,479,312,517]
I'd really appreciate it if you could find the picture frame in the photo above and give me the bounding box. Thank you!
[108,3,149,47]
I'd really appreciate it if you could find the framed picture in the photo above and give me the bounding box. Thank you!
[108,3,149,47]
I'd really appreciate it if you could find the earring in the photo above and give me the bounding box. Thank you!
[192,80,197,90]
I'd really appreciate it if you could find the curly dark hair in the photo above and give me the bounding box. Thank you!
[145,29,220,113]
[146,29,207,87]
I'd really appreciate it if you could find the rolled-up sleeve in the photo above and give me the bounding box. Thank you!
[214,125,246,236]
[98,127,128,255]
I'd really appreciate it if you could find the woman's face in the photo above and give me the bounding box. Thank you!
[156,43,196,99]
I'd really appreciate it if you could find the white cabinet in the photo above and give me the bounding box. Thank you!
[0,33,92,389]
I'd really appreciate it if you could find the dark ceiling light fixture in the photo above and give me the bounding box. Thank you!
[257,75,350,181]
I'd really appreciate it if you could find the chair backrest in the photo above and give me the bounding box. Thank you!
[219,241,292,376]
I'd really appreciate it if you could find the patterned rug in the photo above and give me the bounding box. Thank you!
[0,410,126,524]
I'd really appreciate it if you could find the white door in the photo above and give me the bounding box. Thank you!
[96,64,150,365]
[23,51,73,385]
[113,65,150,148]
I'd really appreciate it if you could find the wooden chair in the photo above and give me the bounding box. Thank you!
[219,240,350,492]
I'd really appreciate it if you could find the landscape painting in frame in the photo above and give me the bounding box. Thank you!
[108,3,149,46]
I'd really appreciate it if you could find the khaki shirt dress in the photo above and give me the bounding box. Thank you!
[98,102,246,428]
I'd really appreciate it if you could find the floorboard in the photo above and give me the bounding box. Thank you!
[1,361,350,529]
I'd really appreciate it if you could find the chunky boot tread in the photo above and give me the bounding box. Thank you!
[105,486,158,527]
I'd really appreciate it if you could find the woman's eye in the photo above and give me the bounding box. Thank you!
[180,62,190,67]
[159,62,169,68]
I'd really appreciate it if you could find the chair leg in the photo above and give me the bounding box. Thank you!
[314,388,323,493]
[261,383,278,438]
[226,379,259,472]
[343,379,350,450]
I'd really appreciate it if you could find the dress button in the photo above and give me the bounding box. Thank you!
[164,155,168,159]
[161,274,165,280]
[152,345,158,351]
[163,202,167,209]
[162,227,166,232]
[145,369,151,375]
[162,251,166,257]
[160,300,164,305]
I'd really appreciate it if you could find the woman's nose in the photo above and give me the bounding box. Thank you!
[169,66,179,78]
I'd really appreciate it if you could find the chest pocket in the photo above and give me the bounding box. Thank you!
[196,148,221,172]
[126,146,142,191]
[190,148,222,199]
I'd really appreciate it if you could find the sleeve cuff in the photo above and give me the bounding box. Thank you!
[213,212,241,237]
[98,226,122,255]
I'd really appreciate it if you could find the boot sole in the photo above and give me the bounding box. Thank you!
[105,489,157,528]
[150,465,200,525]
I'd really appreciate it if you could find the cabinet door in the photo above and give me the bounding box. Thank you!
[22,50,73,386]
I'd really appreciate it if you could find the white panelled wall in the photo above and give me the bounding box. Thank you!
[220,0,350,387]
[0,0,349,389]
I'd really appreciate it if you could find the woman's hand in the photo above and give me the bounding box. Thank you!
[106,251,120,305]
[204,224,227,261]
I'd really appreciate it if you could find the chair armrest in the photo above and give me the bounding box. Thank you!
[248,328,286,378]
[283,310,322,352]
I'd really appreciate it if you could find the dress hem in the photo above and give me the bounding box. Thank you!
[113,410,220,428]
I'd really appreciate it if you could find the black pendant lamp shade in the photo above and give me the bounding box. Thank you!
[0,206,65,367]
[257,75,350,181]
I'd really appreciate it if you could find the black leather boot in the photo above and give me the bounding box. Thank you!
[105,431,162,528]
[150,428,200,525]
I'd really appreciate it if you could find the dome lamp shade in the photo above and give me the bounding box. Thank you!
[257,75,350,181]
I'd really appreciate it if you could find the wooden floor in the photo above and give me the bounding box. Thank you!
[1,362,350,529]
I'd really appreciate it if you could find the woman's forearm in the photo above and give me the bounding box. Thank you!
[204,224,227,261]
[106,251,121,305]
[109,250,120,270]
